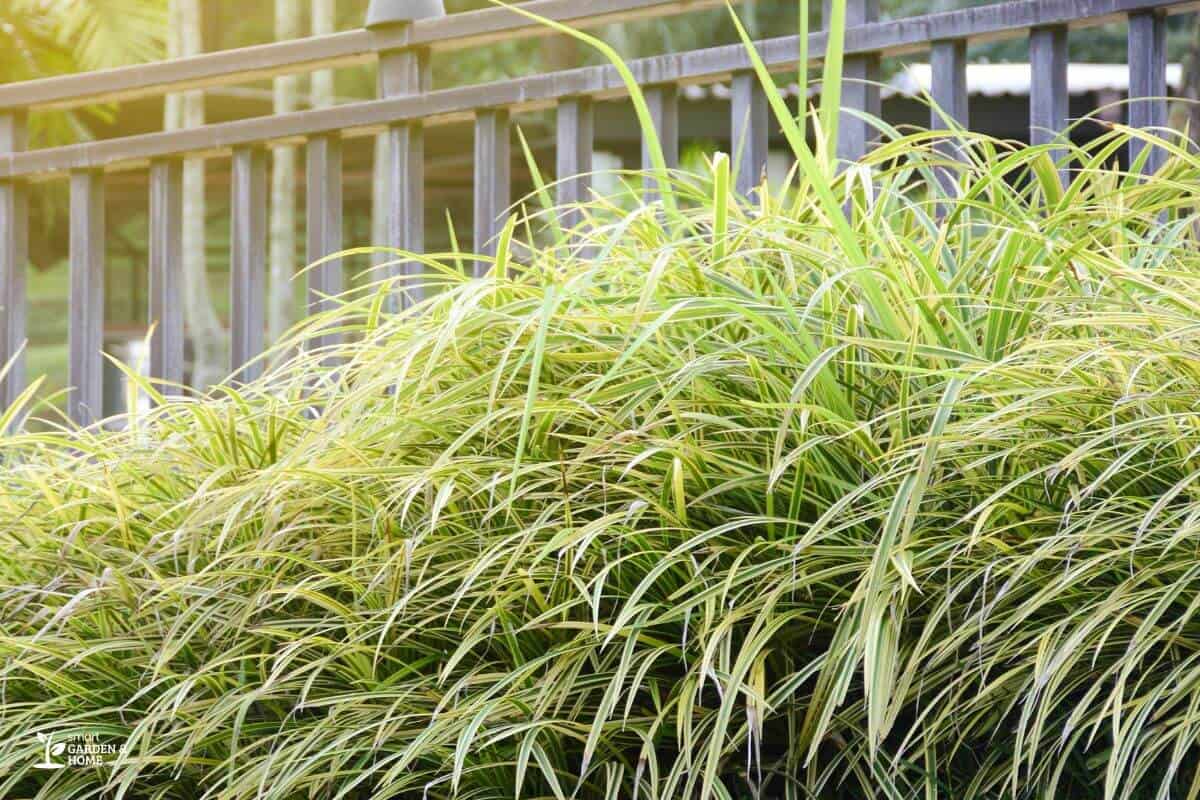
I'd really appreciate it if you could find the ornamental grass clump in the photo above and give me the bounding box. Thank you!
[3,124,1200,798]
[5,17,1200,799]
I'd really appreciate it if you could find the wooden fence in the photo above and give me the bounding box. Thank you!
[0,0,1193,426]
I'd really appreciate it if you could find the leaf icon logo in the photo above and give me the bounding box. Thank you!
[34,732,65,769]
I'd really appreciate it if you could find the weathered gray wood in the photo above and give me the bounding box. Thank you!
[1029,24,1068,181]
[380,48,430,310]
[930,38,968,199]
[7,0,1200,181]
[474,108,511,268]
[69,169,105,426]
[834,0,881,163]
[0,0,745,112]
[643,84,679,201]
[306,133,343,353]
[930,39,968,129]
[556,96,593,231]
[148,159,184,390]
[399,0,764,52]
[230,146,267,384]
[0,32,373,113]
[839,54,881,162]
[731,70,768,198]
[377,46,430,99]
[1128,9,1167,174]
[0,112,27,420]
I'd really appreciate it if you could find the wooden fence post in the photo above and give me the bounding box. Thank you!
[830,0,881,163]
[1030,25,1068,182]
[306,133,343,354]
[0,112,28,422]
[230,146,267,384]
[1128,10,1167,175]
[732,71,769,198]
[69,169,105,425]
[148,158,184,390]
[930,38,968,199]
[380,45,432,308]
[556,96,594,233]
[643,84,679,202]
[474,108,511,268]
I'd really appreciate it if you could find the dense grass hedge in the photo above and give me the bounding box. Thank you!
[3,122,1200,798]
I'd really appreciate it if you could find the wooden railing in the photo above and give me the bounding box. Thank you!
[0,0,1194,425]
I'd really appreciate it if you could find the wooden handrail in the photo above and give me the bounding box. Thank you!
[0,0,739,113]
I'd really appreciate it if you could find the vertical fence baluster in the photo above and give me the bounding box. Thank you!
[69,169,105,426]
[230,146,267,384]
[644,84,679,202]
[556,97,593,232]
[306,133,343,354]
[149,159,184,392]
[380,48,430,309]
[0,111,28,421]
[831,0,881,163]
[930,38,968,199]
[732,71,768,198]
[926,38,964,128]
[1128,10,1167,175]
[474,108,511,270]
[1029,25,1068,181]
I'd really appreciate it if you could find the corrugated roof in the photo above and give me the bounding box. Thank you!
[890,62,1184,98]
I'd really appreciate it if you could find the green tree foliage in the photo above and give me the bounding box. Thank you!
[0,0,166,146]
